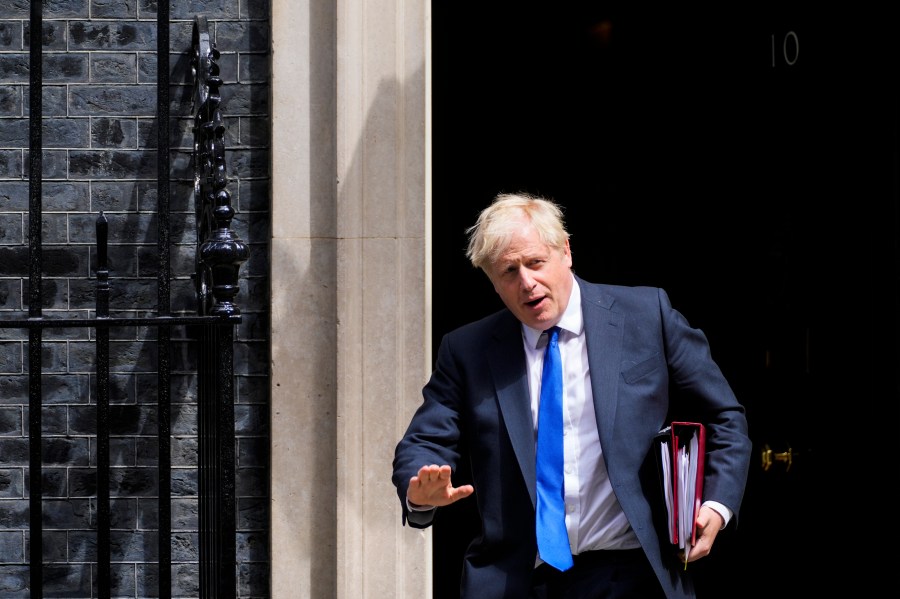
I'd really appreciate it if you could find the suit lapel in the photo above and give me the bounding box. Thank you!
[579,279,624,448]
[486,280,625,508]
[487,314,537,506]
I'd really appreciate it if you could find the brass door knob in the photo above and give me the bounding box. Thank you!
[761,444,793,472]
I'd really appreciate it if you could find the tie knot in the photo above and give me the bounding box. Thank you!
[545,326,560,346]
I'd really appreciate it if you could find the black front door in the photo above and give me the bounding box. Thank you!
[432,5,899,598]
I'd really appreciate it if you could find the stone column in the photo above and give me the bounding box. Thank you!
[269,1,431,598]
[334,1,432,597]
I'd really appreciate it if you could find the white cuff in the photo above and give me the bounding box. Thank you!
[406,496,436,512]
[701,500,733,529]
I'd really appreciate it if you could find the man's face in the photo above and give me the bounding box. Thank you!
[486,219,573,331]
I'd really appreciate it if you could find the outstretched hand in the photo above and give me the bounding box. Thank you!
[407,464,474,508]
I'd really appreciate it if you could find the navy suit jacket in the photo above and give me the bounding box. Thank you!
[393,276,751,599]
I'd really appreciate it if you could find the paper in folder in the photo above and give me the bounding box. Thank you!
[656,422,706,554]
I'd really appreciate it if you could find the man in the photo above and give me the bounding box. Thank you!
[392,192,751,598]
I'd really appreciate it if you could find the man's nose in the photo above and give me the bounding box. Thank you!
[518,269,536,290]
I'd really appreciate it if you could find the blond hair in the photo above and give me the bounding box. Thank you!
[465,192,569,270]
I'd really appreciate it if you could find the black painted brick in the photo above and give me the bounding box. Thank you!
[243,0,270,19]
[170,403,198,435]
[43,53,90,82]
[0,377,26,402]
[237,437,265,468]
[238,562,269,597]
[0,3,271,596]
[41,468,69,496]
[217,52,239,83]
[171,496,199,528]
[69,148,157,178]
[236,529,267,562]
[41,213,69,244]
[0,21,23,50]
[0,54,28,81]
[216,20,269,53]
[0,498,28,527]
[91,116,138,148]
[135,563,163,596]
[220,82,268,114]
[170,0,239,20]
[234,403,265,435]
[37,148,70,178]
[70,85,157,116]
[0,118,26,146]
[109,437,137,466]
[0,214,23,245]
[0,469,24,497]
[44,437,90,466]
[5,0,91,19]
[0,149,22,177]
[0,530,23,561]
[91,0,139,20]
[171,532,199,561]
[68,21,157,51]
[69,211,156,243]
[236,311,268,341]
[43,181,91,211]
[0,281,23,312]
[43,246,91,276]
[23,21,69,51]
[91,180,140,211]
[0,407,20,435]
[24,84,69,116]
[41,406,69,435]
[0,85,22,116]
[41,497,93,528]
[42,563,92,596]
[0,565,28,595]
[108,497,139,528]
[238,496,269,530]
[110,529,158,561]
[136,51,156,83]
[43,373,92,404]
[38,340,69,372]
[18,280,71,310]
[0,342,22,373]
[43,530,68,560]
[170,468,197,496]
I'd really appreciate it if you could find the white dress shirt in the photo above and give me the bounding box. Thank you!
[523,279,641,555]
[523,276,733,561]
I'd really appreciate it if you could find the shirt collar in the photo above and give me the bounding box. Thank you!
[522,274,583,349]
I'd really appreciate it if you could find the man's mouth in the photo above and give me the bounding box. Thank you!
[525,297,544,308]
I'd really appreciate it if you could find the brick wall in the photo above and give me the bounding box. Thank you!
[0,1,270,597]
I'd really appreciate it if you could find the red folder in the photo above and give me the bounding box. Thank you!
[656,422,706,557]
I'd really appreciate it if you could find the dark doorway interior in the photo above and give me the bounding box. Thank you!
[431,5,898,598]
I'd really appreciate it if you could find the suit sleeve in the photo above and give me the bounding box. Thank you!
[658,287,752,526]
[392,332,467,528]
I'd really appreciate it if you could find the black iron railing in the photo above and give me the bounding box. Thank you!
[0,7,246,599]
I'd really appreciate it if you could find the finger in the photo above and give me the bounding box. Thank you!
[454,484,474,499]
[417,464,440,482]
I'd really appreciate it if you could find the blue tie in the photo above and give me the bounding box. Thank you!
[535,326,573,571]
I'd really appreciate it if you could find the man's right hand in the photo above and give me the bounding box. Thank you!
[406,464,474,508]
